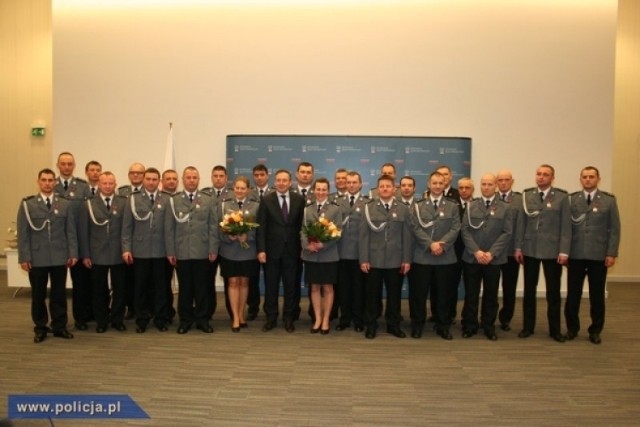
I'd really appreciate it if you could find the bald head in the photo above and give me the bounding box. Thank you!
[480,173,497,198]
[496,169,514,193]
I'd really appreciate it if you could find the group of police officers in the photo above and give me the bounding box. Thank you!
[17,152,620,345]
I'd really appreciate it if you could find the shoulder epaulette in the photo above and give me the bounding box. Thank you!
[523,187,536,192]
[74,177,87,183]
[329,200,340,206]
[23,195,35,201]
[222,197,234,203]
[161,190,174,196]
[570,191,581,196]
[200,187,213,196]
[305,199,314,207]
[599,190,615,198]
[117,185,129,190]
[444,196,459,204]
[114,194,127,200]
[553,187,567,194]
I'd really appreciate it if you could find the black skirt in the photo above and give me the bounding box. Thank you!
[304,261,338,285]
[219,256,259,278]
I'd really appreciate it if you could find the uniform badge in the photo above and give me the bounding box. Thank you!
[179,212,184,218]
[157,204,162,209]
[439,212,444,217]
[54,209,59,215]
[196,204,200,209]
[490,211,495,216]
[392,212,397,218]
[593,207,598,212]
[356,207,360,212]
[70,192,75,197]
[546,203,551,208]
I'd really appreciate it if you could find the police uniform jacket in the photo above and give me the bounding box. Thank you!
[17,194,78,266]
[117,185,142,197]
[461,198,512,265]
[250,186,274,201]
[165,191,219,260]
[409,198,460,265]
[569,190,621,260]
[516,187,571,258]
[202,186,233,204]
[301,201,343,263]
[121,191,169,258]
[497,190,522,255]
[359,199,412,269]
[218,198,259,262]
[79,195,127,265]
[336,194,368,260]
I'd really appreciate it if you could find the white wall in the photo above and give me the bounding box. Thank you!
[52,0,617,192]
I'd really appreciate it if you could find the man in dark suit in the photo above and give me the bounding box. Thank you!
[515,164,571,343]
[564,166,620,344]
[256,169,305,333]
[18,168,78,343]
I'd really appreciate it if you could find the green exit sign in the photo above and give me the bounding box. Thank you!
[31,128,45,137]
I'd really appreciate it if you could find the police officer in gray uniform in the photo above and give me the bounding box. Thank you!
[495,169,522,331]
[460,174,513,341]
[18,168,78,343]
[165,166,219,334]
[359,174,412,339]
[79,171,128,333]
[335,171,368,332]
[408,171,460,340]
[564,166,621,344]
[55,152,92,331]
[515,164,571,343]
[122,167,170,333]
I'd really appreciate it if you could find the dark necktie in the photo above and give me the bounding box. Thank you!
[317,203,322,213]
[350,195,355,207]
[281,195,289,221]
[150,194,155,204]
[462,202,466,211]
[301,189,307,198]
[486,200,491,208]
[586,194,592,205]
[238,201,243,209]
[501,193,506,202]
[433,199,438,210]
[134,187,140,193]
[259,189,264,198]
[540,191,545,202]
[91,187,96,196]
[105,197,111,210]
[46,197,51,210]
[217,190,221,198]
[404,201,410,206]
[189,193,194,203]
[63,180,69,191]
[384,203,390,212]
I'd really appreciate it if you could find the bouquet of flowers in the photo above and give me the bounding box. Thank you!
[219,210,259,249]
[303,216,342,243]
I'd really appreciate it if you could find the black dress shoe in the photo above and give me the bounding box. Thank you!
[96,325,107,333]
[518,329,533,338]
[551,333,566,343]
[387,327,406,338]
[262,320,276,332]
[177,324,190,334]
[437,329,453,340]
[589,333,602,345]
[354,325,364,333]
[564,331,578,340]
[240,323,248,329]
[136,326,146,333]
[411,328,422,339]
[462,330,476,338]
[75,322,88,331]
[284,320,295,333]
[247,312,258,321]
[112,323,127,332]
[231,327,240,333]
[310,327,320,334]
[197,323,214,333]
[365,328,376,339]
[157,325,168,332]
[53,329,74,339]
[34,331,47,343]
[320,329,330,335]
[485,331,498,341]
[335,323,350,331]
[500,323,511,332]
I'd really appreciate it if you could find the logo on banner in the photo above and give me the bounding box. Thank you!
[302,145,307,153]
[336,146,341,153]
[440,147,445,155]
[371,147,376,154]
[234,145,239,152]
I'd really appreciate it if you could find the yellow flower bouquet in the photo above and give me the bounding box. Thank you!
[219,210,259,249]
[303,216,341,243]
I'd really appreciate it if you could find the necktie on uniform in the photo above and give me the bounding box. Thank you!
[350,195,355,207]
[134,187,140,193]
[189,193,194,203]
[317,203,322,213]
[217,190,221,198]
[259,189,264,198]
[105,197,111,210]
[501,193,506,202]
[433,199,439,210]
[91,187,96,196]
[301,189,307,198]
[586,194,592,205]
[384,203,390,212]
[281,195,289,221]
[462,202,466,211]
[63,180,69,191]
[486,199,491,208]
[46,197,51,210]
[150,193,155,204]
[540,191,545,202]
[238,201,243,209]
